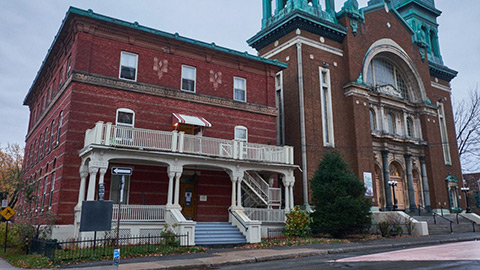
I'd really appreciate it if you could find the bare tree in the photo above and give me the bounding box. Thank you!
[454,87,480,173]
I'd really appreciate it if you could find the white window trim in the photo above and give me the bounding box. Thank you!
[319,67,334,147]
[437,102,452,165]
[233,76,247,102]
[234,125,248,142]
[119,51,138,82]
[181,65,196,92]
[116,108,135,127]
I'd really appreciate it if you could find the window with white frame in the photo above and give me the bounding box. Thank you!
[234,77,246,102]
[438,102,451,164]
[116,108,135,141]
[119,52,138,81]
[234,126,248,142]
[366,58,408,99]
[319,67,334,147]
[275,72,285,145]
[181,65,196,92]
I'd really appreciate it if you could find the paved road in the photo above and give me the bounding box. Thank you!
[216,241,480,270]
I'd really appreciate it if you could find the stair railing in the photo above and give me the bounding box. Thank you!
[432,212,453,233]
[456,213,477,232]
[229,209,248,232]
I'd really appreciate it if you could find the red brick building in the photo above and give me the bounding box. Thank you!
[248,0,466,215]
[19,7,296,244]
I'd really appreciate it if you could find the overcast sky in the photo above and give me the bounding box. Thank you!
[1,0,479,148]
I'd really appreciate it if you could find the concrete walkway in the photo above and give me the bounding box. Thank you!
[4,233,477,270]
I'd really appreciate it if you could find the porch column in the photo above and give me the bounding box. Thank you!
[289,182,294,209]
[419,157,431,211]
[381,150,393,210]
[405,154,417,212]
[86,167,99,201]
[237,177,243,208]
[167,172,175,206]
[98,168,107,185]
[231,177,237,208]
[76,166,89,207]
[174,172,181,207]
[284,182,290,210]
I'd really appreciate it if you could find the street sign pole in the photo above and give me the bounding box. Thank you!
[116,175,125,249]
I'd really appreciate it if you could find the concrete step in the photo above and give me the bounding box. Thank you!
[195,222,247,246]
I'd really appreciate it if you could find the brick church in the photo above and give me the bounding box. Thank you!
[19,0,468,244]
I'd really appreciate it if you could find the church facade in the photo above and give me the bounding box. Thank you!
[248,0,464,214]
[19,0,467,243]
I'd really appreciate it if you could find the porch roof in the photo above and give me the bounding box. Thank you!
[173,113,212,128]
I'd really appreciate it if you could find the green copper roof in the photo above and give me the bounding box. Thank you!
[445,173,459,183]
[25,7,286,104]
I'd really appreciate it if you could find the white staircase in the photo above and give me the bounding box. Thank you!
[242,172,281,208]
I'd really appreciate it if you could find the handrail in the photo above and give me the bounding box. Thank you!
[229,209,248,231]
[456,213,477,232]
[432,212,453,233]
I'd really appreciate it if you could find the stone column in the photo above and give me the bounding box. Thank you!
[289,182,294,209]
[284,181,290,210]
[237,177,243,208]
[167,172,175,206]
[173,172,181,207]
[231,177,237,208]
[86,167,99,201]
[404,154,417,212]
[381,150,393,210]
[76,166,89,207]
[98,168,107,185]
[419,157,431,211]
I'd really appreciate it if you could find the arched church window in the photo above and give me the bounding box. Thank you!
[369,109,377,131]
[387,113,395,134]
[366,58,408,99]
[406,117,414,137]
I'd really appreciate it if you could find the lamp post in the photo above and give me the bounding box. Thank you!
[388,180,398,211]
[460,186,471,213]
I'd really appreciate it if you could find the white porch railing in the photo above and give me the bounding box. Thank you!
[243,208,286,222]
[84,121,294,164]
[112,204,166,222]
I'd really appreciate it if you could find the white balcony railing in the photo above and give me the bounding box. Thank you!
[112,204,166,222]
[84,121,294,164]
[243,208,286,223]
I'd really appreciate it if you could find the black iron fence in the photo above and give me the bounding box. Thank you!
[29,233,189,263]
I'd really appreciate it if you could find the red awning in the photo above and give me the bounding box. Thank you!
[172,113,212,127]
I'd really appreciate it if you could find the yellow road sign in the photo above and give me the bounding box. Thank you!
[0,206,15,220]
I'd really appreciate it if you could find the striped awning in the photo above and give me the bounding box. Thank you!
[172,113,212,127]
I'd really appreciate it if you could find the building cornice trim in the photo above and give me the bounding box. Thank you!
[431,81,451,93]
[261,35,344,59]
[71,71,278,117]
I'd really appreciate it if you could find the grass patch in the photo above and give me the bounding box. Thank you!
[236,236,349,249]
[2,248,54,268]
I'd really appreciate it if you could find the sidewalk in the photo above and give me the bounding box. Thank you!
[8,232,479,270]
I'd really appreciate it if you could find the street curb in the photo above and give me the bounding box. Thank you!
[158,236,480,270]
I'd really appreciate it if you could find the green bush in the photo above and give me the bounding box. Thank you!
[284,205,311,237]
[310,151,372,238]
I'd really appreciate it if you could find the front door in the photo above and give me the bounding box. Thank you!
[180,179,196,220]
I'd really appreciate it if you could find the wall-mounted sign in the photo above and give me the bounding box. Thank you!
[200,195,207,202]
[364,172,373,197]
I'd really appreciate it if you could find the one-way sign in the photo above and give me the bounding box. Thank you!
[111,167,132,175]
